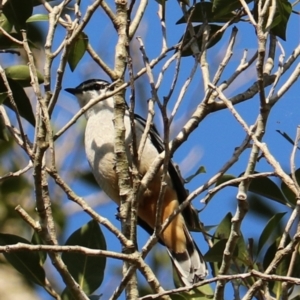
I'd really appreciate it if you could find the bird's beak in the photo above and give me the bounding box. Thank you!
[65,88,78,95]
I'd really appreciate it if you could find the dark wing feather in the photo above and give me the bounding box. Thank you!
[134,114,201,232]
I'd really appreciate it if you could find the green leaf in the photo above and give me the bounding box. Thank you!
[176,2,235,24]
[31,232,47,264]
[213,212,232,243]
[0,78,36,126]
[176,283,214,299]
[248,175,288,206]
[0,13,13,34]
[178,0,189,6]
[276,130,300,149]
[62,220,107,295]
[26,14,49,23]
[3,0,34,31]
[180,24,224,57]
[212,0,253,17]
[0,92,8,105]
[0,113,9,141]
[33,0,55,6]
[185,165,206,183]
[204,239,228,262]
[257,212,286,256]
[215,174,236,186]
[268,0,292,40]
[68,32,89,72]
[5,65,44,87]
[0,233,46,286]
[77,171,99,188]
[170,294,188,300]
[0,33,23,49]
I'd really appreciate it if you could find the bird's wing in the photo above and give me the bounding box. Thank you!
[134,114,202,232]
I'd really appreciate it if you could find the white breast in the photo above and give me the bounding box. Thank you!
[84,100,161,204]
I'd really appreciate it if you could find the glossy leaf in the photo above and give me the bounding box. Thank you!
[204,239,228,262]
[253,0,292,40]
[170,294,187,300]
[33,0,54,5]
[26,14,49,23]
[0,113,9,141]
[215,174,236,187]
[178,0,189,6]
[68,32,89,72]
[185,165,206,183]
[3,0,33,31]
[0,79,36,126]
[179,24,224,57]
[31,232,47,264]
[5,65,44,87]
[0,33,23,49]
[257,212,286,255]
[248,175,288,206]
[0,13,13,34]
[209,212,249,271]
[0,92,8,105]
[177,284,214,299]
[0,233,46,286]
[271,0,292,40]
[212,0,253,17]
[213,212,232,243]
[62,220,107,295]
[177,2,235,24]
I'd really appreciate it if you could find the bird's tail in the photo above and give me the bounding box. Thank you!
[167,226,207,286]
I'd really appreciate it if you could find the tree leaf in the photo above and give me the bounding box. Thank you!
[26,14,49,23]
[33,0,55,6]
[5,65,44,87]
[3,0,34,31]
[267,0,292,41]
[31,232,47,264]
[0,113,9,141]
[276,130,300,149]
[215,174,236,186]
[68,32,89,72]
[248,175,288,206]
[185,165,206,183]
[0,78,36,126]
[257,212,286,256]
[179,24,224,57]
[0,13,13,34]
[212,0,254,17]
[213,212,232,243]
[0,233,46,286]
[0,92,8,105]
[204,239,228,262]
[176,283,214,299]
[177,2,235,24]
[62,220,107,295]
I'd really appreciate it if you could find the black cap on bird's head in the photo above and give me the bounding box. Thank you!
[65,79,111,95]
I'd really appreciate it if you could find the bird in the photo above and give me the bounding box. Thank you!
[65,79,207,286]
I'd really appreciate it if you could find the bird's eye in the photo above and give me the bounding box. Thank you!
[93,83,103,90]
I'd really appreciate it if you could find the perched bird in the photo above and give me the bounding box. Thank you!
[65,79,207,286]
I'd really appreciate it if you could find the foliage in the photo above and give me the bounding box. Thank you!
[0,0,299,299]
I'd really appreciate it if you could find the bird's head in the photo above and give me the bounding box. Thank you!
[65,79,112,108]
